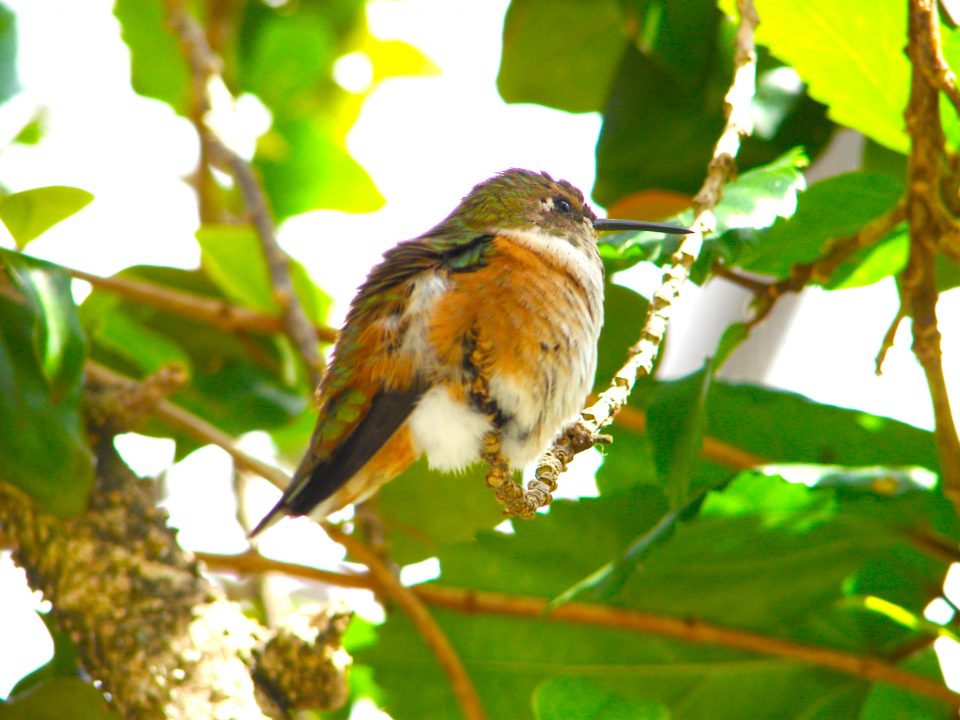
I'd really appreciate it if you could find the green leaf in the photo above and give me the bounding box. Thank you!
[736,172,903,275]
[378,458,505,566]
[79,265,308,455]
[827,226,909,290]
[714,321,749,368]
[256,115,384,217]
[712,147,808,235]
[196,225,332,324]
[598,148,806,273]
[360,475,953,719]
[534,678,669,720]
[0,187,93,249]
[859,650,951,720]
[114,0,190,113]
[0,677,119,720]
[727,0,960,153]
[735,0,909,152]
[0,250,93,516]
[647,362,714,509]
[0,2,18,105]
[594,28,832,207]
[706,382,938,471]
[498,0,623,113]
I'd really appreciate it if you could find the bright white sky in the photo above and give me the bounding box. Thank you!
[1,0,958,703]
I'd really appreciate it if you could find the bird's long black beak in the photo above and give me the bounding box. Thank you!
[594,218,692,235]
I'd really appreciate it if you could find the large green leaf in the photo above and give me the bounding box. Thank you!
[594,13,832,208]
[236,2,384,217]
[378,458,505,566]
[255,115,384,217]
[0,187,93,249]
[113,0,190,113]
[736,172,904,276]
[723,0,960,153]
[359,475,952,719]
[534,678,669,720]
[498,0,623,113]
[0,2,18,105]
[0,250,93,516]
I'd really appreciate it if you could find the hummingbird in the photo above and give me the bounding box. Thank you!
[250,169,690,536]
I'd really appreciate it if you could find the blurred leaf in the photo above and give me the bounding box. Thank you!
[606,189,691,222]
[366,38,439,82]
[197,224,332,324]
[114,0,190,113]
[647,362,713,509]
[79,265,307,456]
[714,321,749,368]
[594,18,831,207]
[0,187,93,249]
[0,2,18,104]
[727,0,960,153]
[736,172,904,275]
[198,225,275,312]
[256,115,384,217]
[859,650,951,720]
[0,677,119,720]
[378,458,504,565]
[827,226,909,290]
[595,42,726,205]
[534,678,669,720]
[238,3,340,110]
[498,0,623,112]
[0,251,92,516]
[732,0,908,151]
[936,254,960,291]
[235,2,384,216]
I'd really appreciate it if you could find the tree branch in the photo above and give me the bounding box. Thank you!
[84,366,486,719]
[197,549,960,709]
[162,0,324,387]
[528,0,760,503]
[905,0,960,511]
[323,526,488,720]
[70,265,336,342]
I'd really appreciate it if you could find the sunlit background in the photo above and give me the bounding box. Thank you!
[2,0,959,706]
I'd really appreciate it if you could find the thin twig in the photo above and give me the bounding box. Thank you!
[733,201,906,329]
[530,0,760,498]
[70,265,336,343]
[197,549,960,709]
[162,0,323,387]
[905,0,960,510]
[322,525,488,720]
[875,303,907,375]
[85,362,291,491]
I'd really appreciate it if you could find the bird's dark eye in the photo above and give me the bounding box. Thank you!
[554,196,573,213]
